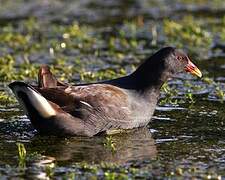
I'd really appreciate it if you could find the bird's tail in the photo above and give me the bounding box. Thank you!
[8,81,88,136]
[38,65,66,88]
[8,81,56,118]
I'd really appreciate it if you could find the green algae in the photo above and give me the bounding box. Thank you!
[163,16,212,50]
[0,17,222,102]
[0,91,16,105]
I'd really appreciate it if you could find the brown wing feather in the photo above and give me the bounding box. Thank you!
[34,84,132,134]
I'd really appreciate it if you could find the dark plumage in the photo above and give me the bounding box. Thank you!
[9,47,202,136]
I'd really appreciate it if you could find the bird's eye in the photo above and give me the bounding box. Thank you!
[176,56,183,61]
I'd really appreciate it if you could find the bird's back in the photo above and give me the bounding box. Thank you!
[35,82,155,134]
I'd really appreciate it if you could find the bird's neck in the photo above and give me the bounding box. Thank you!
[130,58,170,92]
[104,56,170,97]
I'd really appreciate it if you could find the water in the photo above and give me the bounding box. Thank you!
[0,0,225,179]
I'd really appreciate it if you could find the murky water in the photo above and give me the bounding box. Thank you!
[0,0,225,179]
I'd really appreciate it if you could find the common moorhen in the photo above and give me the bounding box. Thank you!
[9,47,202,136]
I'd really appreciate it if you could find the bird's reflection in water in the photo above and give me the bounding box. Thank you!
[31,127,157,165]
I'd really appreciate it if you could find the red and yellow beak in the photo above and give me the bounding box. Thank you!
[184,59,202,78]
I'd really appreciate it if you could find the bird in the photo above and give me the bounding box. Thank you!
[9,47,202,137]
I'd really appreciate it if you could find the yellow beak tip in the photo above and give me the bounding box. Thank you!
[194,68,202,78]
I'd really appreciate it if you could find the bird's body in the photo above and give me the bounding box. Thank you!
[9,47,202,136]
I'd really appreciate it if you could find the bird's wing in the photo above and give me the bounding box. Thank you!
[35,84,132,134]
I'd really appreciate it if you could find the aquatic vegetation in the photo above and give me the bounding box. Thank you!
[63,172,76,180]
[45,165,55,179]
[215,85,225,102]
[202,77,225,102]
[104,136,116,153]
[159,83,179,106]
[0,91,16,105]
[184,90,195,103]
[179,0,225,6]
[17,143,26,169]
[0,32,30,49]
[164,16,212,51]
[17,57,39,80]
[0,55,16,81]
[64,162,146,179]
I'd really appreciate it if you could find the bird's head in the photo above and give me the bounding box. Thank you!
[162,47,202,78]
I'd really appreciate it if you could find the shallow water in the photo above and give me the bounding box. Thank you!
[0,0,225,179]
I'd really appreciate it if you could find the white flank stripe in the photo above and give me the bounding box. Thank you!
[27,87,56,118]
